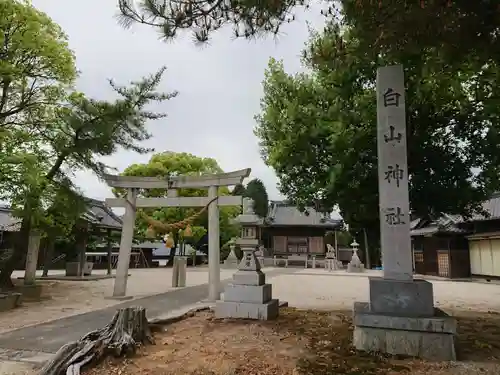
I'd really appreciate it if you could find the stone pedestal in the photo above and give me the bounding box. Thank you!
[352,277,457,360]
[215,247,279,320]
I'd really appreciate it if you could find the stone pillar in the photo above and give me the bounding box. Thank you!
[24,231,41,285]
[113,188,137,297]
[171,257,180,287]
[207,185,220,301]
[171,256,187,287]
[177,256,187,287]
[352,65,456,361]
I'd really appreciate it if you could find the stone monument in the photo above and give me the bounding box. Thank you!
[215,198,280,320]
[223,241,239,269]
[352,65,456,360]
[347,240,365,273]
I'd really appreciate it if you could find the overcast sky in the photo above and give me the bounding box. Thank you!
[32,0,326,201]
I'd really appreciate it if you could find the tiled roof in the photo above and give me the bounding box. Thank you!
[410,213,467,236]
[410,193,500,236]
[266,201,343,228]
[472,193,500,220]
[84,198,122,230]
[0,199,122,232]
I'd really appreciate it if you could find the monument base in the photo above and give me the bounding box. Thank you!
[215,299,279,320]
[369,277,434,317]
[352,302,456,360]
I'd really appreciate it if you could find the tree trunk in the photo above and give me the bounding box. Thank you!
[0,212,31,289]
[42,237,56,277]
[363,228,371,269]
[39,306,154,375]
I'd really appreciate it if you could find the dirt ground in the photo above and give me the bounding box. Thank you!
[85,308,500,375]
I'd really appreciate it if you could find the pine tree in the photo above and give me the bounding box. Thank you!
[244,179,269,218]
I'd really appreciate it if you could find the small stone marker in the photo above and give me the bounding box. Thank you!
[352,65,457,361]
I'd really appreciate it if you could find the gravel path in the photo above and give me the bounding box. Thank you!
[272,269,500,312]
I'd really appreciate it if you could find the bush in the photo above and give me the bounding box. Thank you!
[220,242,231,261]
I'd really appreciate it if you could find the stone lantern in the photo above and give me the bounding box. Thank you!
[347,239,365,273]
[215,198,281,320]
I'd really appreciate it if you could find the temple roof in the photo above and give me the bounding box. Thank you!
[0,198,122,233]
[265,201,343,228]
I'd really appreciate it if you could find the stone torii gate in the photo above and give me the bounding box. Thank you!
[103,168,251,300]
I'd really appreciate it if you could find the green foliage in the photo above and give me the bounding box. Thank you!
[0,0,76,124]
[244,178,269,218]
[117,0,499,70]
[0,2,179,285]
[335,230,352,247]
[117,152,241,246]
[117,0,298,44]
[254,23,500,246]
[5,67,177,228]
[182,225,207,244]
[232,183,246,196]
[341,0,500,68]
[38,184,88,238]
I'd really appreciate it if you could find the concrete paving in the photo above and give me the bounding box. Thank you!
[0,268,295,355]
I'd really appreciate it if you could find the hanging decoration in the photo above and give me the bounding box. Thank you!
[138,196,217,234]
[184,224,193,237]
[164,233,175,248]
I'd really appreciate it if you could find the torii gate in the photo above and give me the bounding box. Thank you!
[103,168,251,300]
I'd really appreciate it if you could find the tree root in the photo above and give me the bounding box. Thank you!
[39,306,154,375]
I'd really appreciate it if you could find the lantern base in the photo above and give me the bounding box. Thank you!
[215,299,279,320]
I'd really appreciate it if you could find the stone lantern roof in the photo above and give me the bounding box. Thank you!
[233,198,264,226]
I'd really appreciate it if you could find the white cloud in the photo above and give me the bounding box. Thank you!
[32,0,326,200]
